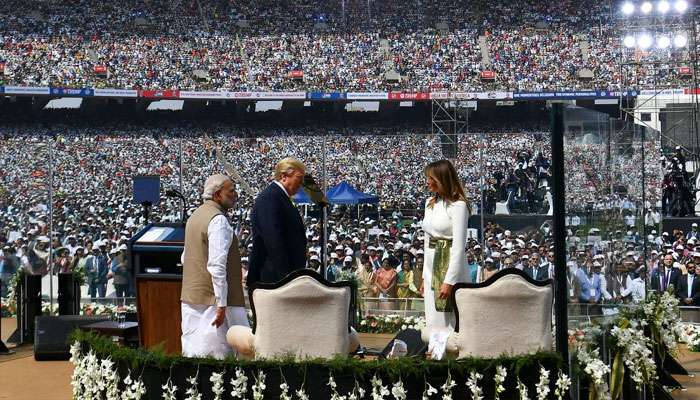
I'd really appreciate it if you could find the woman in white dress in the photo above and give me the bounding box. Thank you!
[420,159,471,340]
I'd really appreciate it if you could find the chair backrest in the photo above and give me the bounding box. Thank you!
[249,269,352,360]
[451,269,553,358]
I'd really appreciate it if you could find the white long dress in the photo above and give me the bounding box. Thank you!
[422,198,470,336]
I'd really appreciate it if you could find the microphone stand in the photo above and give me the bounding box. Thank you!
[165,189,188,225]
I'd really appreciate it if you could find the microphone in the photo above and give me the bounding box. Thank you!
[165,188,188,224]
[302,174,329,207]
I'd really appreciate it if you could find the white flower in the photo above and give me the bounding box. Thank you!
[252,370,267,400]
[422,382,438,400]
[370,374,390,400]
[161,377,178,400]
[517,378,529,400]
[296,388,310,400]
[535,367,550,400]
[391,379,407,400]
[466,371,483,400]
[328,373,347,400]
[280,382,292,400]
[210,371,225,400]
[440,371,456,400]
[554,371,571,400]
[611,321,657,390]
[494,365,507,400]
[184,372,201,400]
[121,370,147,400]
[230,368,248,399]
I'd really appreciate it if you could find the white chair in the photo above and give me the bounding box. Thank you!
[444,269,553,358]
[227,270,360,360]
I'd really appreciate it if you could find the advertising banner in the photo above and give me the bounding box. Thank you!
[307,92,347,100]
[140,90,180,99]
[450,91,513,100]
[94,88,138,98]
[388,92,430,100]
[179,91,227,99]
[50,88,94,96]
[346,92,388,100]
[4,86,50,95]
[429,91,450,100]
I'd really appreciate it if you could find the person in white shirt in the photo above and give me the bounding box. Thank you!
[621,267,647,303]
[419,160,470,357]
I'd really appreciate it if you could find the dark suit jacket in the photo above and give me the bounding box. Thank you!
[247,183,307,285]
[676,274,700,305]
[524,265,549,281]
[650,267,680,292]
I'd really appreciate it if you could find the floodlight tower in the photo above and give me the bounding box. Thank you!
[617,0,699,306]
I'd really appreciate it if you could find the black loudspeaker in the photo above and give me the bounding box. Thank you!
[58,273,81,315]
[34,315,110,361]
[19,274,42,343]
[379,328,427,359]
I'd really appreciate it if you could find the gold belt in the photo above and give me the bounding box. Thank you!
[428,237,452,249]
[429,236,452,312]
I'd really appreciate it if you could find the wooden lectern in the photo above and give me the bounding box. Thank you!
[129,223,185,354]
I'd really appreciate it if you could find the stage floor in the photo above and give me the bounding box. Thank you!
[2,318,700,399]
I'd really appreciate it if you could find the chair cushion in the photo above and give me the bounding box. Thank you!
[252,275,351,359]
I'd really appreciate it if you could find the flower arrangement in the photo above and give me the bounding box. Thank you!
[72,329,565,400]
[358,314,426,334]
[679,323,700,351]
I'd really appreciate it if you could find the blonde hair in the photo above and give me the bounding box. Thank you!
[425,159,468,209]
[274,157,306,180]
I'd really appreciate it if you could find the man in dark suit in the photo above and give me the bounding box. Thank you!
[677,261,700,305]
[650,254,680,293]
[524,253,549,280]
[247,158,307,285]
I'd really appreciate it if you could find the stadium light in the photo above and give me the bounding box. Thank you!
[641,1,654,13]
[638,34,653,49]
[675,0,688,12]
[657,35,671,48]
[624,35,637,47]
[674,34,688,47]
[622,2,635,14]
[658,0,671,13]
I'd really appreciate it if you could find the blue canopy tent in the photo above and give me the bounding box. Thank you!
[292,188,312,204]
[326,181,378,205]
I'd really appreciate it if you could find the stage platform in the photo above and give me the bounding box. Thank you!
[663,216,700,234]
[2,316,699,400]
[468,214,552,234]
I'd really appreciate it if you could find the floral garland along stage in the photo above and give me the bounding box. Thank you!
[357,314,426,334]
[571,289,683,400]
[71,330,566,400]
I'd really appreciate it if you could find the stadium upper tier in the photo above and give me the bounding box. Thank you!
[0,0,695,92]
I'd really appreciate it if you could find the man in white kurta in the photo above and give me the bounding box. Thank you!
[180,174,249,359]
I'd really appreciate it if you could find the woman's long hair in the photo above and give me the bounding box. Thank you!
[425,159,468,209]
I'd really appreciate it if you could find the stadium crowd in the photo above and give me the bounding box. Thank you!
[0,0,693,92]
[0,125,669,304]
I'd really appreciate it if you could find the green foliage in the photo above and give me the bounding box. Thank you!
[71,329,562,384]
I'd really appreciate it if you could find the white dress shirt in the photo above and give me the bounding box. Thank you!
[687,274,695,299]
[621,277,646,303]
